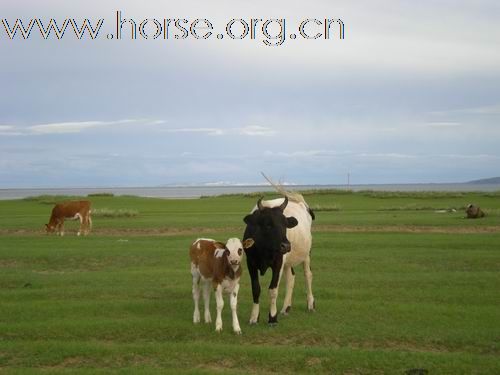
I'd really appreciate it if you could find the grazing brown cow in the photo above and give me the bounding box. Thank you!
[465,204,485,219]
[190,237,254,334]
[45,200,92,236]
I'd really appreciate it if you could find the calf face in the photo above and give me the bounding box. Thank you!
[216,238,254,267]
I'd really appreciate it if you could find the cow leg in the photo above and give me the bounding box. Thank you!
[76,213,83,236]
[268,262,284,325]
[304,255,315,311]
[230,283,241,334]
[83,213,91,235]
[248,266,261,324]
[202,279,212,323]
[215,284,224,332]
[86,214,92,235]
[281,265,295,315]
[58,220,64,236]
[191,264,201,323]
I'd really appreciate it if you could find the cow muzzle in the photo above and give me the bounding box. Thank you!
[280,242,291,254]
[230,260,240,266]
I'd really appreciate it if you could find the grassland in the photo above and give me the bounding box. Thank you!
[0,190,499,374]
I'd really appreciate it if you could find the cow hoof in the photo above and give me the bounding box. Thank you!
[249,312,260,325]
[281,306,292,315]
[307,300,316,312]
[234,329,242,335]
[216,327,222,333]
[268,313,278,325]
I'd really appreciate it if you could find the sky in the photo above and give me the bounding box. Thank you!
[1,0,499,187]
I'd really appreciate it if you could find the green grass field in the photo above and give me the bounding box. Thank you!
[1,191,499,374]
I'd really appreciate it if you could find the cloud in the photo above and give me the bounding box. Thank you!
[164,125,276,137]
[28,119,138,134]
[0,119,166,136]
[239,126,276,136]
[0,125,23,136]
[431,104,500,116]
[424,122,462,128]
[438,153,500,161]
[164,127,225,136]
[264,150,341,158]
[262,149,500,162]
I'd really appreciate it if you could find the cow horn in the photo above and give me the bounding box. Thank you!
[279,196,288,211]
[257,197,264,211]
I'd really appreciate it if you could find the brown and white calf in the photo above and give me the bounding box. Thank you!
[45,200,92,236]
[189,237,254,334]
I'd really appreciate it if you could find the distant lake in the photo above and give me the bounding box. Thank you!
[1,184,499,200]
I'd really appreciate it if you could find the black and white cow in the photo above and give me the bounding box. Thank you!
[243,195,315,325]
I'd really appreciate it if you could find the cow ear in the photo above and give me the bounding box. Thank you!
[286,216,298,228]
[244,213,256,225]
[213,241,226,249]
[242,238,255,249]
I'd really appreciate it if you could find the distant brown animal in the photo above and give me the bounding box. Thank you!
[465,204,485,219]
[45,200,92,236]
[189,237,254,334]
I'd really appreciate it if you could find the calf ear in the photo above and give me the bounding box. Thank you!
[213,241,226,249]
[286,216,298,228]
[242,238,255,249]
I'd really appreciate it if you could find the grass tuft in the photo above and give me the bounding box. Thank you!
[22,195,84,205]
[378,204,464,212]
[358,190,467,199]
[92,208,139,218]
[310,204,342,212]
[87,193,115,197]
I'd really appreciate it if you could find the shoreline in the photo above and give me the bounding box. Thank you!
[1,183,500,200]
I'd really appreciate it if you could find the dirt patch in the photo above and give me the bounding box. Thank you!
[306,357,323,366]
[0,226,239,237]
[0,259,19,267]
[313,224,500,234]
[1,225,499,237]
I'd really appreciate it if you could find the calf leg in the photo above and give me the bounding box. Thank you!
[202,279,212,323]
[230,283,241,334]
[191,264,201,323]
[215,284,224,332]
[248,267,261,324]
[304,255,315,311]
[281,266,295,315]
